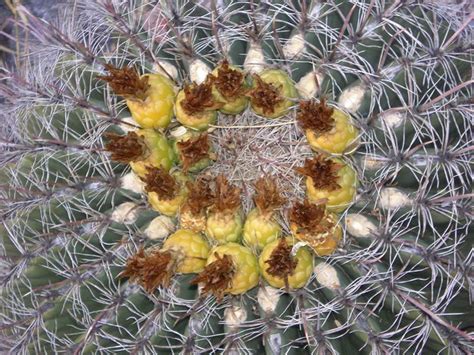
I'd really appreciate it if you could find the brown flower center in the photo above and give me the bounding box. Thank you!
[211,175,241,214]
[177,133,211,172]
[296,98,335,135]
[119,248,179,293]
[104,132,149,163]
[265,238,298,290]
[254,176,286,215]
[289,199,332,234]
[181,81,218,115]
[191,253,235,301]
[98,64,150,101]
[210,59,245,100]
[295,154,342,191]
[143,167,179,200]
[247,75,283,115]
[183,177,215,216]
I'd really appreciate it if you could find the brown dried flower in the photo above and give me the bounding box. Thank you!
[296,99,335,134]
[191,253,235,301]
[289,199,331,234]
[265,238,298,290]
[144,167,179,200]
[210,59,245,99]
[254,176,286,215]
[211,175,241,214]
[183,177,215,216]
[104,132,149,163]
[119,248,177,293]
[246,75,283,115]
[181,80,219,115]
[295,154,342,191]
[98,64,150,101]
[177,133,211,172]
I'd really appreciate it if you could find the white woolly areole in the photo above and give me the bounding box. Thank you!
[345,214,377,238]
[120,172,145,194]
[119,116,138,133]
[257,285,281,314]
[314,263,341,290]
[283,33,305,59]
[363,156,385,170]
[111,202,139,224]
[338,84,366,113]
[170,126,187,138]
[296,71,324,99]
[244,41,266,73]
[189,59,211,84]
[378,188,412,210]
[224,305,247,329]
[381,112,405,129]
[152,61,178,80]
[266,334,282,354]
[144,216,175,240]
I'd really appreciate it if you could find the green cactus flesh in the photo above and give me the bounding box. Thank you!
[0,1,472,354]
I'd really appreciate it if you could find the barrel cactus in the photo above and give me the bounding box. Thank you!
[0,0,472,353]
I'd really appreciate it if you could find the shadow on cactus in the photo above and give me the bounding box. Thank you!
[0,0,473,354]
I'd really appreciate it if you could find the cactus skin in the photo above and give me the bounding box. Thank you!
[0,1,473,354]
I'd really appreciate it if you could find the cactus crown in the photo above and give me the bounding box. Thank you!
[0,0,472,353]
